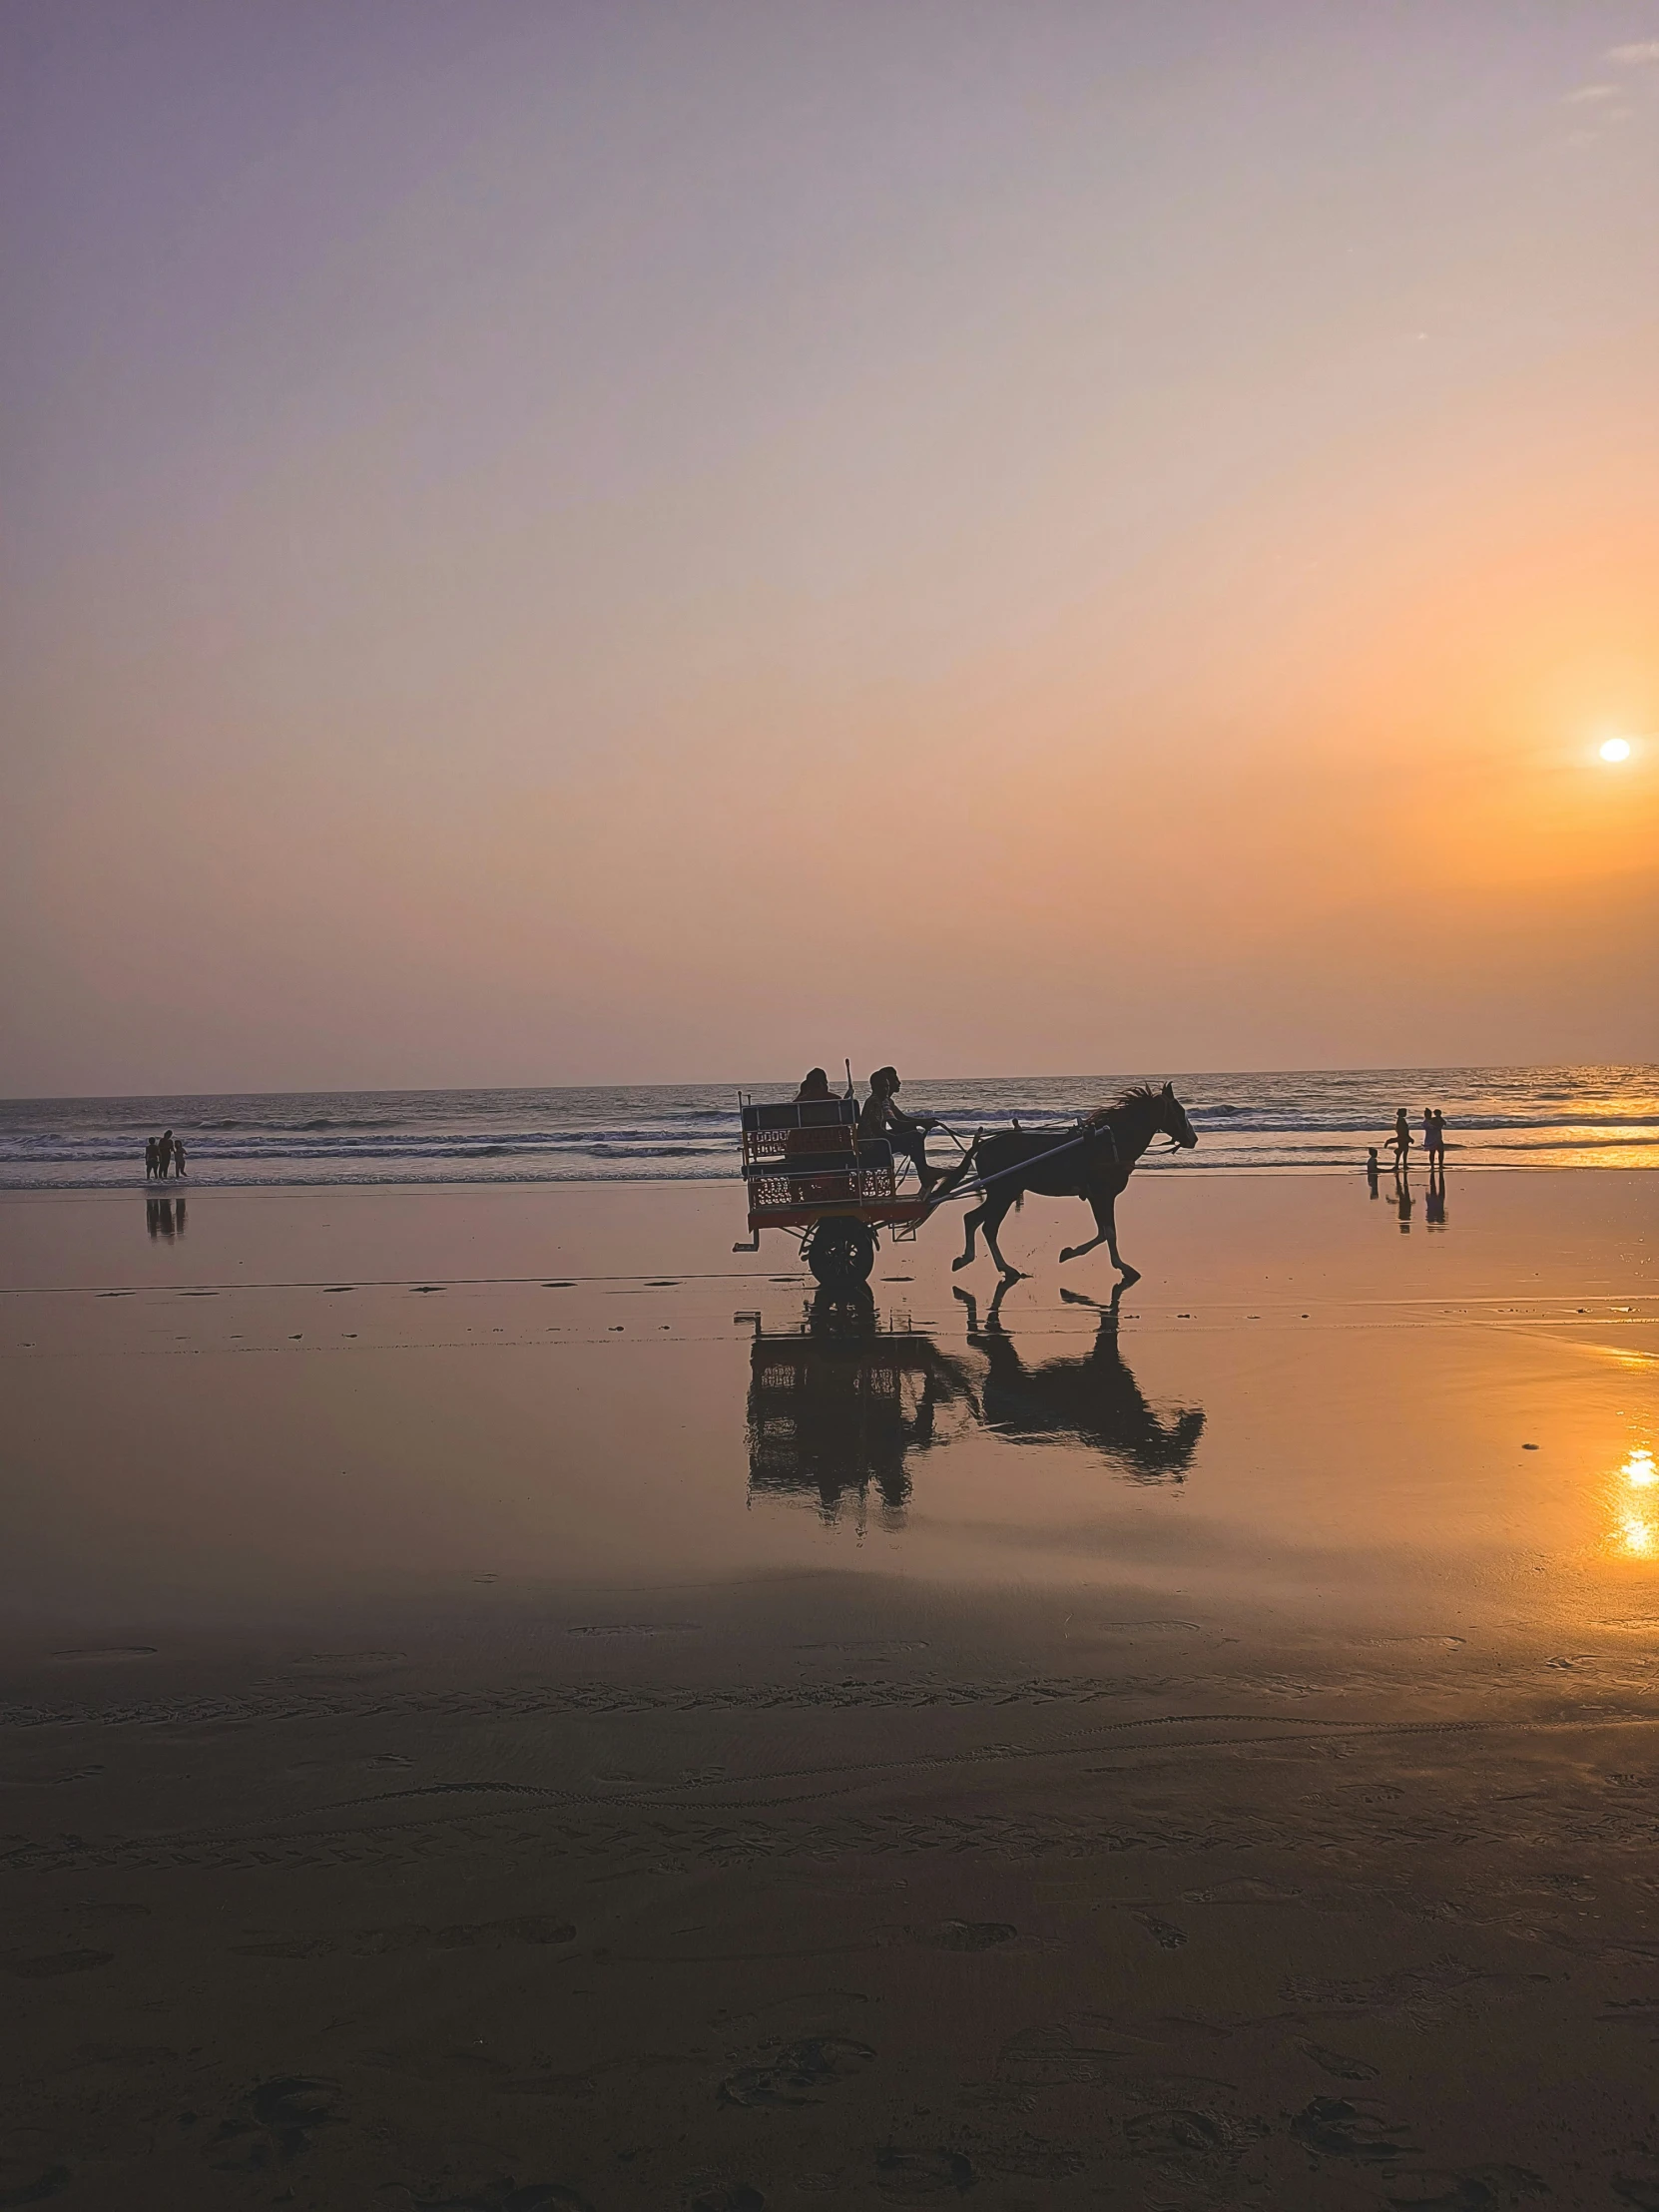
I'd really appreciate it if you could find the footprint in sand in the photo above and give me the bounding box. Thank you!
[4,1950,114,1978]
[1383,2169,1548,2207]
[874,2149,977,2198]
[0,2165,71,2204]
[1298,2038,1380,2081]
[406,2183,595,2212]
[1291,2095,1417,2162]
[910,1920,1016,1951]
[1132,1912,1187,1949]
[719,2035,874,2109]
[208,2076,345,2172]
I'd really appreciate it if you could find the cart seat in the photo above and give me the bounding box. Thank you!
[743,1143,892,1181]
[742,1099,858,1133]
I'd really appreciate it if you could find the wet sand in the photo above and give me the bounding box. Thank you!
[2,1170,1657,2209]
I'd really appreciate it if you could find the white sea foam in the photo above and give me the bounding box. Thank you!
[0,1067,1654,1189]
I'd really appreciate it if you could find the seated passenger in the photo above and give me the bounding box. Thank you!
[789,1066,850,1200]
[858,1066,939,1196]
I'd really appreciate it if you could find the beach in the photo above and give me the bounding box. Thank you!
[3,1169,1657,2209]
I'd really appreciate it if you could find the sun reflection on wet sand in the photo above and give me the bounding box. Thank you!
[1609,1446,1659,1557]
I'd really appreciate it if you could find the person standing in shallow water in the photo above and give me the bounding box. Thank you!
[145,1136,158,1181]
[172,1136,187,1178]
[1389,1109,1411,1166]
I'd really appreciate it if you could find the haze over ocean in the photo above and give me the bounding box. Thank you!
[4,1065,1655,1189]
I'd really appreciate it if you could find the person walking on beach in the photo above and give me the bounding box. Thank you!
[1389,1109,1411,1166]
[145,1136,159,1181]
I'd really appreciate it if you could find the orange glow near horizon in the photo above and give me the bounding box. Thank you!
[2,6,1656,1092]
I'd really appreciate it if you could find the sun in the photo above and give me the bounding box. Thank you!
[1599,737,1632,763]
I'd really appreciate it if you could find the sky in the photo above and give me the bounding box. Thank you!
[3,1,1656,1096]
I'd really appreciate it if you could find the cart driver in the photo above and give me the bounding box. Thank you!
[858,1067,940,1197]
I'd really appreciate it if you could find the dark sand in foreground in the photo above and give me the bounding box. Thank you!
[2,1171,1657,2210]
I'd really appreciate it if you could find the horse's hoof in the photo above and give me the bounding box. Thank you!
[1117,1265,1142,1287]
[951,1256,972,1273]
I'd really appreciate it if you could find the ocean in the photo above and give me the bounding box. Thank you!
[0,1067,1654,1191]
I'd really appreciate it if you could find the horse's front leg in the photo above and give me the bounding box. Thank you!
[1061,1188,1139,1284]
[1102,1190,1140,1285]
[951,1204,985,1272]
[1059,1189,1114,1268]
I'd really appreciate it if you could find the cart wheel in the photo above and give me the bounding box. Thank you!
[807,1218,875,1288]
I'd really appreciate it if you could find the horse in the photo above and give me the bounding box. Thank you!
[931,1081,1197,1283]
[954,1279,1205,1481]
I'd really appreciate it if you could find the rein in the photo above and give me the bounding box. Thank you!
[930,1105,1168,1206]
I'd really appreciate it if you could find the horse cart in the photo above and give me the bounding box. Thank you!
[733,1093,930,1287]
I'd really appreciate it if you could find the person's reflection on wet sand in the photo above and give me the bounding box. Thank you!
[954,1277,1205,1482]
[1394,1163,1413,1233]
[1425,1159,1447,1230]
[145,1195,185,1240]
[746,1286,976,1528]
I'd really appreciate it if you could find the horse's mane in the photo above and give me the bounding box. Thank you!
[1083,1083,1160,1128]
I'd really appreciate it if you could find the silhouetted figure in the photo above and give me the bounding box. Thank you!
[1389,1109,1412,1167]
[796,1068,832,1101]
[1366,1147,1381,1197]
[145,1136,159,1181]
[857,1066,939,1196]
[1426,1108,1446,1162]
[172,1137,187,1177]
[746,1288,975,1526]
[157,1129,175,1178]
[955,1278,1205,1482]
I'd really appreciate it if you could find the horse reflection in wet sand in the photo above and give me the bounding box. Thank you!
[934,1083,1198,1283]
[954,1279,1205,1482]
[746,1288,977,1527]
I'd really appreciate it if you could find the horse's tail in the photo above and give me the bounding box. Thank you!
[926,1133,982,1205]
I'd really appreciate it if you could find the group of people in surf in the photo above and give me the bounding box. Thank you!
[1368,1108,1449,1227]
[1368,1106,1448,1183]
[794,1064,945,1197]
[144,1129,187,1180]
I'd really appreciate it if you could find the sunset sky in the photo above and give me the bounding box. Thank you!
[4,1,1656,1096]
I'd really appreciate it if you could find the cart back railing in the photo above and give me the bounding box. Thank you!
[739,1098,900,1218]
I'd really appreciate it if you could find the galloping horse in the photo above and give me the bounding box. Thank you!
[932,1082,1198,1283]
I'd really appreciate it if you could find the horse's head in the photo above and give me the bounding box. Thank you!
[1156,1082,1198,1150]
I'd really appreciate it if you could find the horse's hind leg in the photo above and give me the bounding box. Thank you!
[980,1191,1024,1280]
